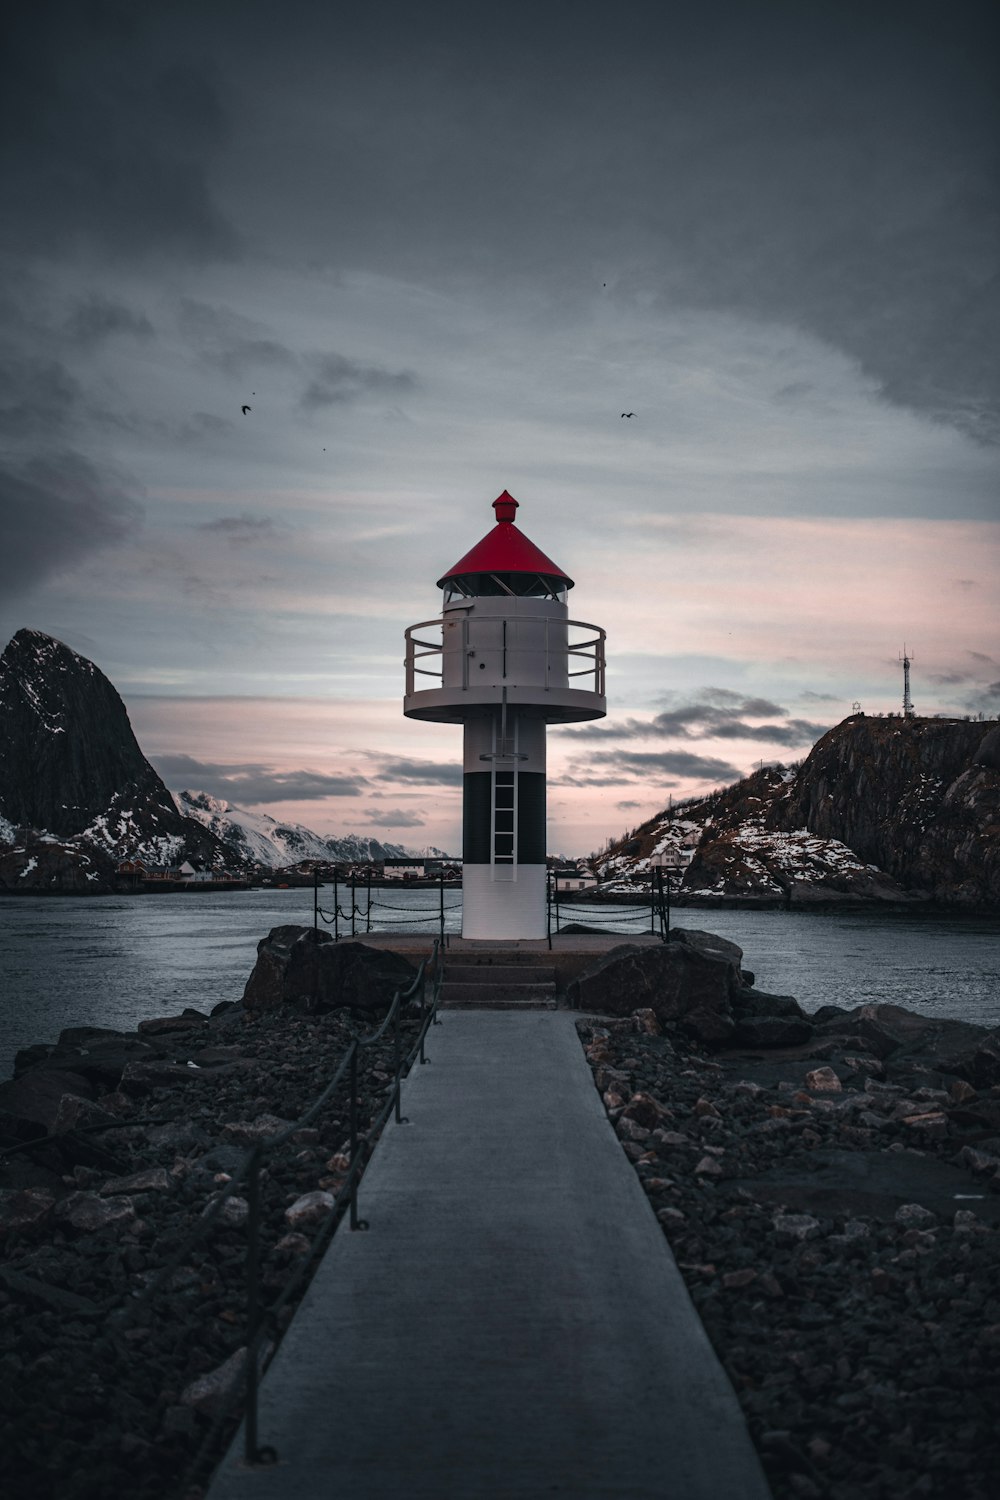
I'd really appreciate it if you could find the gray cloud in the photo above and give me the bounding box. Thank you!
[155,753,368,801]
[362,808,427,828]
[299,353,417,411]
[589,750,743,781]
[374,758,464,787]
[0,451,142,597]
[177,299,296,375]
[566,693,827,749]
[195,515,280,544]
[553,774,662,789]
[64,296,154,347]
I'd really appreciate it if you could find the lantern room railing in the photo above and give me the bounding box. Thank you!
[404,615,606,698]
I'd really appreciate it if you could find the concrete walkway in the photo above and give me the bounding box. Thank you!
[207,1012,772,1500]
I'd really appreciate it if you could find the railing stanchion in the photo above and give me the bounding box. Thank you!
[366,866,372,932]
[393,995,406,1124]
[351,874,357,938]
[439,869,445,945]
[348,1043,361,1227]
[244,1145,263,1464]
[333,869,339,940]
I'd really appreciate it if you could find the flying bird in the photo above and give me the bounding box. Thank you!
[621,412,635,419]
[241,405,251,415]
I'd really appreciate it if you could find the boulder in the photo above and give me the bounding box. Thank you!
[812,1002,938,1060]
[16,1034,158,1090]
[566,940,740,1045]
[947,1028,1000,1089]
[0,1067,95,1141]
[0,1187,56,1239]
[242,927,418,1013]
[730,987,816,1047]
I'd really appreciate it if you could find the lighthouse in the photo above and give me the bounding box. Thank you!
[404,491,606,939]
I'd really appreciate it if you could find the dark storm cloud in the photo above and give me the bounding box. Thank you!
[154,753,368,801]
[0,451,141,597]
[374,758,464,787]
[227,1,997,445]
[0,5,237,263]
[0,354,81,437]
[299,354,417,411]
[64,296,154,348]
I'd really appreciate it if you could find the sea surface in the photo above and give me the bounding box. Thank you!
[1,888,998,1079]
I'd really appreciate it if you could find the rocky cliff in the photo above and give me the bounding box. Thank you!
[769,715,1000,906]
[0,629,230,890]
[596,715,1000,908]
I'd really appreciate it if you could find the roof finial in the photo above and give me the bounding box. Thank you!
[493,490,518,523]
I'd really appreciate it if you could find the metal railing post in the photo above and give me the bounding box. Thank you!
[333,869,339,940]
[393,997,406,1124]
[348,1044,361,1228]
[439,869,445,945]
[351,874,357,937]
[244,1145,263,1464]
[313,868,319,933]
[366,866,372,933]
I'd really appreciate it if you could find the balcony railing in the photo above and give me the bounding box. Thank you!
[404,615,606,697]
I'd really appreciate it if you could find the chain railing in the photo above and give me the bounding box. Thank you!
[547,868,673,944]
[100,941,445,1492]
[313,869,461,944]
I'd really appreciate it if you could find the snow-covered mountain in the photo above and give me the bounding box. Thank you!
[173,790,451,869]
[596,715,1000,908]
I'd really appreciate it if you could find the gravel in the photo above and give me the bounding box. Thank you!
[0,998,432,1500]
[578,1011,1000,1500]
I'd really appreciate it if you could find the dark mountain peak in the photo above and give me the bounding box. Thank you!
[0,631,230,871]
[0,628,164,837]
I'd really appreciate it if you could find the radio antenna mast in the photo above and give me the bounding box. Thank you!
[899,645,914,718]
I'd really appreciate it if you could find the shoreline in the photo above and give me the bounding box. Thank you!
[1,923,999,1497]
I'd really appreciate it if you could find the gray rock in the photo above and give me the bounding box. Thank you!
[56,1191,136,1234]
[243,929,417,1013]
[567,940,740,1045]
[180,1347,247,1415]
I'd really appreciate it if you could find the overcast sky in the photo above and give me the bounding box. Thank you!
[1,0,997,855]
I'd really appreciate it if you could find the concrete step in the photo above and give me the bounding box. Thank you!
[439,980,558,1010]
[445,963,555,986]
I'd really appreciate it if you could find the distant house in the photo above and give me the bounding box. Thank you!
[382,859,425,881]
[553,866,597,893]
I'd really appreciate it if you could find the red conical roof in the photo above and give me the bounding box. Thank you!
[437,491,574,589]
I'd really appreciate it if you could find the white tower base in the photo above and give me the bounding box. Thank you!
[461,864,547,940]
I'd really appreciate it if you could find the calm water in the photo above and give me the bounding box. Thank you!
[1,888,998,1079]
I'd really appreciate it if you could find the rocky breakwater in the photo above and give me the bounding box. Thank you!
[0,929,424,1500]
[573,930,1000,1500]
